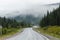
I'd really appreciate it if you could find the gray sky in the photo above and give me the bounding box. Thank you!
[0,0,60,16]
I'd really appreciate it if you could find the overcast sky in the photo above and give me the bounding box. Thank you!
[0,0,60,16]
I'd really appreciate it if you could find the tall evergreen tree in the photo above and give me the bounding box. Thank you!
[40,6,60,27]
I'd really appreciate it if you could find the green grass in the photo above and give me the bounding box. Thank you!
[0,28,23,40]
[34,26,60,38]
[0,28,2,36]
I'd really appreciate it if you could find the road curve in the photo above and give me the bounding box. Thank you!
[6,28,49,40]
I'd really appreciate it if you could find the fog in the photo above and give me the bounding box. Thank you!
[3,4,59,17]
[0,0,60,17]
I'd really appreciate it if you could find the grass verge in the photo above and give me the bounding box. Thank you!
[0,28,23,40]
[34,26,60,38]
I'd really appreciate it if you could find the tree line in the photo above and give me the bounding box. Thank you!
[0,17,32,28]
[0,17,20,28]
[40,5,60,27]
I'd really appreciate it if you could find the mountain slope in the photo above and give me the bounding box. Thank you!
[14,14,42,25]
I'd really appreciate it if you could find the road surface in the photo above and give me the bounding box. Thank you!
[6,28,49,40]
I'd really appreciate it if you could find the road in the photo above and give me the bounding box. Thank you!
[6,28,49,40]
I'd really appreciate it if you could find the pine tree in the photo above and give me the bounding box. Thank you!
[40,6,60,27]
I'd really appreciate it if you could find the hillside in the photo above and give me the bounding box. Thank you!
[14,14,41,25]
